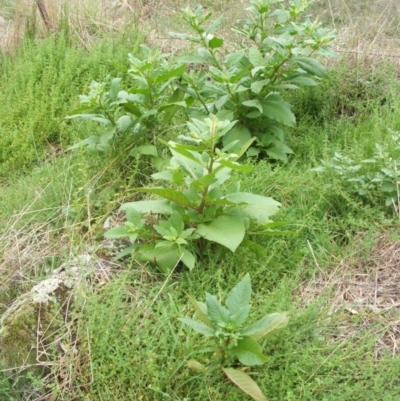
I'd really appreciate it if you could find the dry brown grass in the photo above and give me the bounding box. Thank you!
[2,0,400,66]
[310,0,400,71]
[0,203,124,399]
[0,0,138,50]
[297,233,400,357]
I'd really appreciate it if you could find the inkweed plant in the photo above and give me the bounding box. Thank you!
[66,44,186,152]
[171,0,336,160]
[105,116,281,272]
[180,273,289,401]
[67,0,336,162]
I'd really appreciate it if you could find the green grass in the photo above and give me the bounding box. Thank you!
[1,2,400,400]
[0,28,142,180]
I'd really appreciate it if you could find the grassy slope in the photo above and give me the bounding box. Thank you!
[1,3,400,401]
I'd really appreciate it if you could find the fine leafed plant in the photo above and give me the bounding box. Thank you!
[170,0,336,161]
[180,273,289,401]
[105,116,281,272]
[312,130,400,208]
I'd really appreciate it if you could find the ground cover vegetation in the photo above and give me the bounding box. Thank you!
[0,0,400,400]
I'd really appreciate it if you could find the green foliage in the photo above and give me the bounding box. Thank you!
[68,0,335,162]
[0,31,141,178]
[170,0,336,160]
[313,130,400,208]
[180,273,288,400]
[3,1,400,400]
[66,44,186,151]
[105,116,281,271]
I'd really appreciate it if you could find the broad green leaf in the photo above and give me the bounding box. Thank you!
[261,95,296,127]
[115,244,136,259]
[251,65,266,76]
[126,208,144,225]
[162,88,186,122]
[134,188,194,209]
[242,99,263,113]
[294,57,328,79]
[226,273,251,315]
[240,312,289,340]
[223,125,252,150]
[225,193,281,224]
[181,248,196,271]
[122,101,143,117]
[130,145,158,158]
[197,216,245,252]
[381,181,395,192]
[212,167,232,188]
[169,211,185,233]
[120,200,172,215]
[208,36,224,49]
[188,295,212,327]
[222,368,268,401]
[229,68,248,83]
[162,141,204,166]
[248,47,266,68]
[205,16,223,35]
[172,152,205,180]
[154,64,186,83]
[232,336,268,366]
[99,129,115,147]
[225,49,246,68]
[271,83,299,90]
[179,317,215,337]
[287,74,317,86]
[246,111,262,119]
[218,159,253,172]
[266,145,289,162]
[191,172,217,190]
[230,305,251,328]
[154,221,175,238]
[119,90,148,104]
[270,8,290,23]
[206,293,231,325]
[214,94,230,110]
[104,226,130,238]
[140,109,159,121]
[139,243,181,272]
[247,147,260,157]
[251,79,270,94]
[232,137,256,159]
[109,78,121,101]
[197,48,215,65]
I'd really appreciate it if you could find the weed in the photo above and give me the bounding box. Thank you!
[180,273,288,401]
[105,116,281,271]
